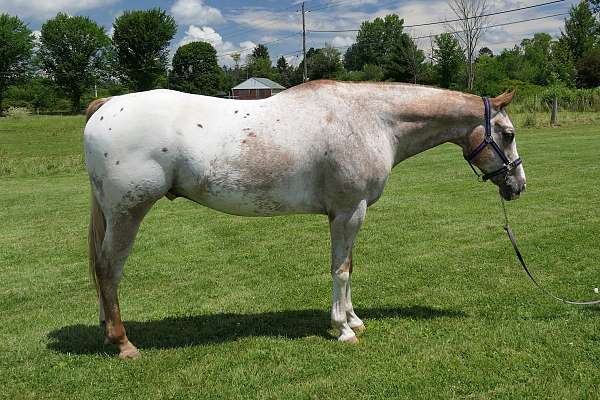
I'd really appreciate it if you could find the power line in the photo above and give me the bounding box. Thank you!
[279,11,570,55]
[413,12,569,41]
[307,0,568,32]
[216,32,300,59]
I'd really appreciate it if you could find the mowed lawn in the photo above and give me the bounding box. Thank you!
[1,115,600,399]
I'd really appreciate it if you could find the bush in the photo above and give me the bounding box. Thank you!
[521,113,538,128]
[507,82,600,113]
[5,107,31,118]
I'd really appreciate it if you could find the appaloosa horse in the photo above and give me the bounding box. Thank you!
[84,81,526,359]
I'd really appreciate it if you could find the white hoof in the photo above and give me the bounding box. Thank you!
[338,333,359,344]
[351,324,366,335]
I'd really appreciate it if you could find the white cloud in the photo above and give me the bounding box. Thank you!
[177,25,257,67]
[171,0,224,25]
[332,36,356,48]
[0,0,117,21]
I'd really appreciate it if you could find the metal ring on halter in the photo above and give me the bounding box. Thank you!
[464,97,522,182]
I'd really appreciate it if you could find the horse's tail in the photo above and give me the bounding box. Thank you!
[89,190,106,296]
[85,97,111,122]
[86,97,110,293]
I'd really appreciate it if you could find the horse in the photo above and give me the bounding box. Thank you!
[84,80,526,359]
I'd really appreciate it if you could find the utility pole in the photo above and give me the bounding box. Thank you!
[302,2,308,82]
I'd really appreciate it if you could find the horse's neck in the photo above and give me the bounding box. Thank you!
[364,86,483,166]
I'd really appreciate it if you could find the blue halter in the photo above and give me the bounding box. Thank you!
[464,97,522,182]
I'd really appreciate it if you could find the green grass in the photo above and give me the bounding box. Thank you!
[1,115,600,399]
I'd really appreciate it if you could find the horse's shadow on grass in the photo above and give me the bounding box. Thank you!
[47,306,465,355]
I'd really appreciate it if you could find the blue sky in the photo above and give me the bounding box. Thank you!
[0,0,580,66]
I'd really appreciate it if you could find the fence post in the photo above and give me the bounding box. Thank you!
[551,96,558,126]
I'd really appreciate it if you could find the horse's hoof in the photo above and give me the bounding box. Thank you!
[118,345,141,360]
[338,336,358,344]
[338,334,359,344]
[351,324,366,335]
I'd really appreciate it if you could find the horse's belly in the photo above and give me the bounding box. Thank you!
[180,182,323,217]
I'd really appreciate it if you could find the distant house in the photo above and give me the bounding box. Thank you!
[231,77,286,100]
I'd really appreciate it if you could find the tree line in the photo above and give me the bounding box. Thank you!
[1,1,599,114]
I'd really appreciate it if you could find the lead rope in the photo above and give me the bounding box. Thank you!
[499,197,600,305]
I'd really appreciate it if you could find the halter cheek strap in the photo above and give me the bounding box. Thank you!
[464,97,522,182]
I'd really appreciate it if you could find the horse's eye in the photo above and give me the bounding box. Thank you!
[504,130,515,141]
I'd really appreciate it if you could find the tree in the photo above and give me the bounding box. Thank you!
[247,57,276,80]
[0,14,34,113]
[432,33,465,88]
[478,47,493,58]
[112,8,177,92]
[342,14,412,80]
[473,54,504,96]
[446,0,490,91]
[246,44,277,79]
[251,44,269,61]
[495,46,524,81]
[561,1,598,62]
[39,13,110,112]
[276,56,293,87]
[520,33,553,85]
[170,41,223,96]
[387,39,425,83]
[577,48,600,87]
[306,45,343,80]
[550,38,576,86]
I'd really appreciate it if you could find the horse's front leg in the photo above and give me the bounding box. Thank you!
[329,200,367,343]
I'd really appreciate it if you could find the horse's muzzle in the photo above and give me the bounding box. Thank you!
[500,182,526,201]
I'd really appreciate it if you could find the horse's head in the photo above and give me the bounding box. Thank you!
[463,91,526,201]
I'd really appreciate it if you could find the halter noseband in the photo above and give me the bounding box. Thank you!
[464,97,522,182]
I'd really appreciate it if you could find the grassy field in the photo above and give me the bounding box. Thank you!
[1,114,599,399]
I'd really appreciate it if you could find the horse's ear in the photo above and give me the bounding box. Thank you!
[491,89,516,110]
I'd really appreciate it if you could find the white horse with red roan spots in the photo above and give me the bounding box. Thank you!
[84,80,526,359]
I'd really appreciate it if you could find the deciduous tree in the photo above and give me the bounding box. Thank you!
[446,0,489,91]
[342,14,413,80]
[0,14,34,113]
[112,8,177,91]
[577,48,600,87]
[432,33,465,88]
[560,1,598,62]
[39,13,110,112]
[170,41,223,96]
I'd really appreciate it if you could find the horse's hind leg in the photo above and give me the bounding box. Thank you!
[345,254,365,334]
[329,200,367,343]
[96,202,153,359]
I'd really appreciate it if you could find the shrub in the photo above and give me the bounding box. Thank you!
[5,107,31,118]
[521,113,538,128]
